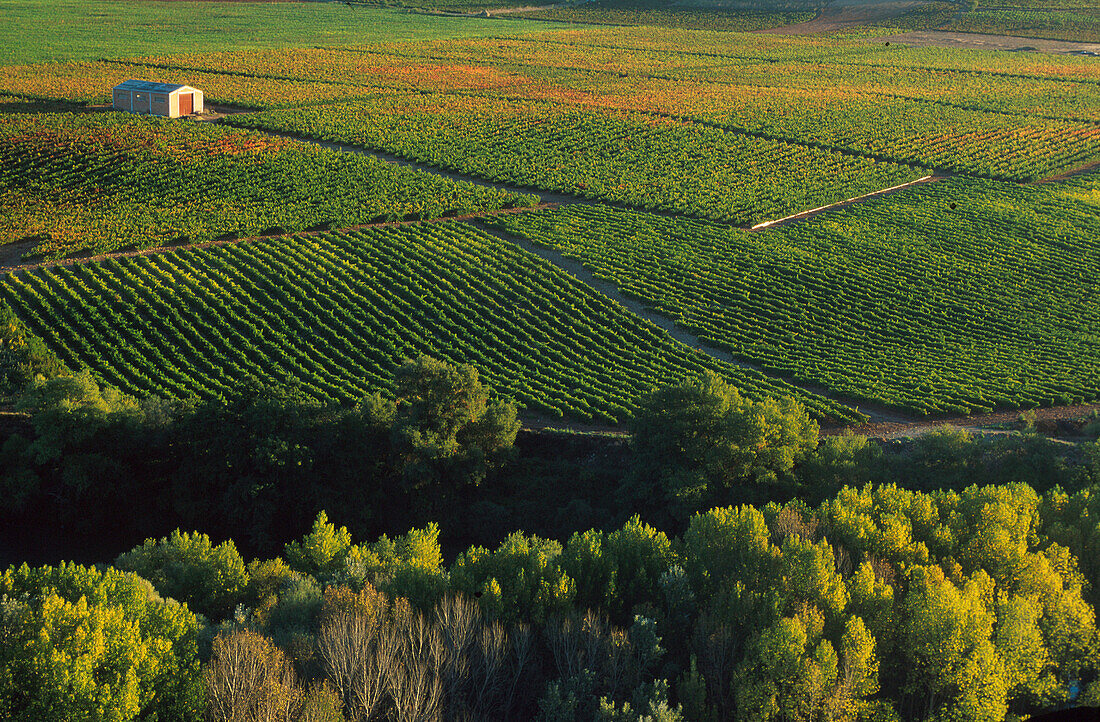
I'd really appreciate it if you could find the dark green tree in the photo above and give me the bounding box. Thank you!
[388,355,520,491]
[628,372,818,521]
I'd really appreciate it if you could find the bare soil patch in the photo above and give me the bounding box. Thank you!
[832,401,1100,439]
[0,238,40,270]
[759,0,928,34]
[864,29,1100,52]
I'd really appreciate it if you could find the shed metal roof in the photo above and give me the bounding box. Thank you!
[113,79,194,93]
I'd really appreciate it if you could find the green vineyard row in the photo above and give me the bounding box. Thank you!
[228,97,922,225]
[0,223,862,423]
[0,110,534,258]
[489,175,1100,415]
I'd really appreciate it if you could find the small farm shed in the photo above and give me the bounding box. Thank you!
[112,80,204,118]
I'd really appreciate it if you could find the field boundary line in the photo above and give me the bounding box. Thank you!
[0,205,558,277]
[749,173,942,229]
[475,220,903,424]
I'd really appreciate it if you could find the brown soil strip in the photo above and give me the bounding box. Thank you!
[1035,159,1100,184]
[863,29,1100,52]
[759,0,929,34]
[521,401,1100,439]
[830,401,1100,439]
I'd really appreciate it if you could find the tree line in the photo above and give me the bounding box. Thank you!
[3,475,1098,720]
[2,329,1099,720]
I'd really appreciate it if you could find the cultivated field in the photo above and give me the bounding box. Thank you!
[1,0,1099,422]
[0,223,855,422]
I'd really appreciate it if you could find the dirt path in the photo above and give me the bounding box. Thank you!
[478,221,910,424]
[864,29,1100,52]
[751,173,943,230]
[1036,160,1100,183]
[837,401,1100,439]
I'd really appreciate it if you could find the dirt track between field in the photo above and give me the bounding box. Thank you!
[523,401,1100,440]
[838,401,1100,439]
[758,0,929,34]
[750,172,944,229]
[863,29,1100,53]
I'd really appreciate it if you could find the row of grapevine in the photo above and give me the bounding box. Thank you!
[228,96,922,225]
[489,174,1100,415]
[0,223,861,423]
[0,110,535,258]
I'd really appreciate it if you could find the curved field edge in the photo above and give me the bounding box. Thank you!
[0,223,863,424]
[487,173,1100,416]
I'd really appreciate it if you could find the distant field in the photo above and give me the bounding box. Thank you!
[0,224,856,422]
[490,173,1100,415]
[506,7,815,31]
[944,9,1100,44]
[228,96,922,224]
[0,0,564,65]
[0,109,533,258]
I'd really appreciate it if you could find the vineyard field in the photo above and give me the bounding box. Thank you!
[512,27,1100,80]
[0,0,562,65]
[228,96,922,224]
[945,9,1100,44]
[0,223,858,423]
[0,110,534,258]
[506,8,816,31]
[489,174,1100,415]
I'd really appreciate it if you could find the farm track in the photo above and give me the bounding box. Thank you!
[749,172,944,229]
[523,401,1100,440]
[476,221,910,424]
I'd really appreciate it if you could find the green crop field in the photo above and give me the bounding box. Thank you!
[489,173,1100,415]
[945,9,1100,44]
[227,96,923,224]
[507,7,816,31]
[1,8,1098,421]
[0,108,533,258]
[0,0,564,66]
[0,223,857,422]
